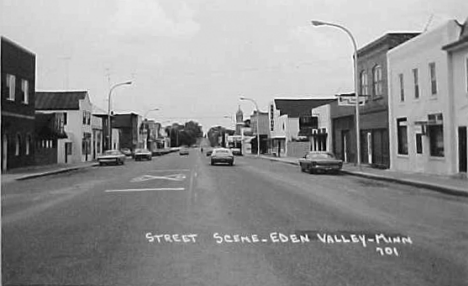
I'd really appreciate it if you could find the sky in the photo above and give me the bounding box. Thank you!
[2,0,467,131]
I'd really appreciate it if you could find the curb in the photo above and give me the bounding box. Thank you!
[15,163,99,181]
[340,170,468,198]
[247,155,468,198]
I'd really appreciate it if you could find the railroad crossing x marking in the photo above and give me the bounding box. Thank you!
[130,174,186,183]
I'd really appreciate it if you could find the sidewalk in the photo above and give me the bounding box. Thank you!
[1,161,98,185]
[245,154,468,197]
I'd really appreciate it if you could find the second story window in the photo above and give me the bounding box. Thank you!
[360,70,368,96]
[429,62,437,95]
[83,111,87,124]
[372,65,383,98]
[399,73,405,102]
[6,74,16,101]
[21,79,29,104]
[413,68,419,99]
[63,113,68,125]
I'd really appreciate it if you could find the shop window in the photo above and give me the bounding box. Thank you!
[397,118,408,155]
[416,133,422,154]
[26,135,31,155]
[15,134,21,156]
[429,125,444,157]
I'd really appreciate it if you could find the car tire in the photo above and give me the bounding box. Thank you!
[300,164,305,172]
[308,166,314,174]
[99,162,104,166]
[211,160,215,166]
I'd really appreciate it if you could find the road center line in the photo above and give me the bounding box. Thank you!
[148,169,191,172]
[105,188,185,193]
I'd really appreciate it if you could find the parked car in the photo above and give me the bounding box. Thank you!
[206,148,213,156]
[98,150,126,166]
[120,148,133,157]
[298,151,342,174]
[230,148,242,156]
[179,148,189,155]
[134,148,152,161]
[211,148,234,166]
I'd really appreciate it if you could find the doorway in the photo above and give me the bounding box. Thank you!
[2,133,7,171]
[459,126,467,173]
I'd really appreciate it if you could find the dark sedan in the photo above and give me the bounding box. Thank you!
[298,151,343,174]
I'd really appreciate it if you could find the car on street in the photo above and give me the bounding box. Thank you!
[179,148,189,155]
[120,148,133,157]
[98,150,126,166]
[230,148,242,156]
[210,148,234,166]
[206,148,213,156]
[298,151,342,174]
[134,148,152,161]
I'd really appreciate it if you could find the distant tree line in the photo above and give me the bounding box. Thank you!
[164,121,203,147]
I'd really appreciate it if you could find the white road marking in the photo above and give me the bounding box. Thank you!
[105,188,185,193]
[130,174,186,183]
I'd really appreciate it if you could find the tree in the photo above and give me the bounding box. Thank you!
[164,121,203,147]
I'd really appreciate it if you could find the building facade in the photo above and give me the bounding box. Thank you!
[442,19,468,175]
[1,37,36,171]
[112,113,142,151]
[311,103,333,152]
[330,33,419,167]
[35,91,94,164]
[249,110,269,154]
[388,20,462,175]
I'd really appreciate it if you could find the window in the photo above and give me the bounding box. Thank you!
[360,70,368,96]
[15,134,21,156]
[63,113,68,125]
[6,74,16,101]
[399,73,405,102]
[416,133,422,154]
[413,68,419,99]
[83,111,87,124]
[397,118,408,155]
[87,112,91,125]
[26,135,31,155]
[429,62,437,95]
[372,65,383,98]
[427,113,444,157]
[21,79,29,104]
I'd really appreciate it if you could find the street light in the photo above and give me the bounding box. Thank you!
[240,96,260,157]
[144,108,159,120]
[107,81,132,151]
[311,20,361,168]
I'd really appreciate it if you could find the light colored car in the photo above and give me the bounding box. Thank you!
[98,150,126,166]
[134,148,152,161]
[298,151,343,174]
[179,148,189,155]
[120,148,133,157]
[211,148,234,166]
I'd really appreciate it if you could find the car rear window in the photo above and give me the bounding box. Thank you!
[310,153,334,159]
[214,150,229,154]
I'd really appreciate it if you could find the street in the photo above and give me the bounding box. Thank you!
[2,150,468,286]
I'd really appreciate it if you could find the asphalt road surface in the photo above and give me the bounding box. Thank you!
[2,149,468,286]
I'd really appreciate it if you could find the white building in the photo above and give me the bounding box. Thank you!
[388,20,463,176]
[311,104,333,152]
[268,97,336,157]
[35,91,94,164]
[442,18,468,175]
